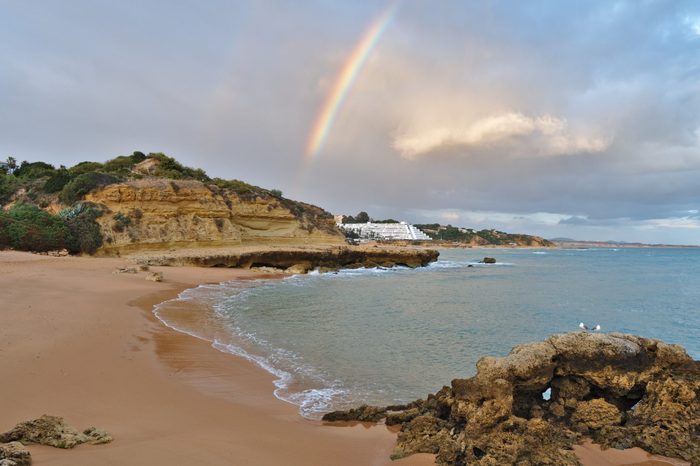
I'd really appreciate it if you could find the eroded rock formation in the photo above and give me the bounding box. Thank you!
[134,245,440,272]
[323,332,700,465]
[0,415,112,449]
[84,179,344,254]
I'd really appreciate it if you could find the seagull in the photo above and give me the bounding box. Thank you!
[579,322,601,332]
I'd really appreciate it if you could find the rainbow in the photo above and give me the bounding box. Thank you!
[305,3,398,159]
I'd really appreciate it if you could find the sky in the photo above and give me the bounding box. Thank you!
[1,1,699,244]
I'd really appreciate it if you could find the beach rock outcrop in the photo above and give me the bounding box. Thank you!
[324,332,700,465]
[0,442,31,466]
[145,271,163,282]
[481,257,496,264]
[323,405,387,423]
[0,415,112,449]
[135,245,439,272]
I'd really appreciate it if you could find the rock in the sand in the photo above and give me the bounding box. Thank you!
[0,442,31,466]
[322,405,387,423]
[284,263,312,274]
[145,271,163,282]
[481,257,496,264]
[138,264,150,271]
[325,332,700,465]
[113,266,137,274]
[0,415,112,449]
[81,427,112,445]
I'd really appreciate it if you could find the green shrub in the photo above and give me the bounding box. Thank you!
[0,174,19,204]
[13,161,55,179]
[148,153,210,181]
[112,212,131,232]
[60,203,103,254]
[43,170,72,193]
[0,204,73,252]
[68,161,104,175]
[342,211,370,223]
[131,151,146,162]
[60,172,120,204]
[103,156,136,175]
[102,152,147,176]
[270,189,283,198]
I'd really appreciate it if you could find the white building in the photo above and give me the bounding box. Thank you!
[339,221,432,241]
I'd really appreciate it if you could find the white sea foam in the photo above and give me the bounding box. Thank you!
[153,280,350,419]
[426,260,515,269]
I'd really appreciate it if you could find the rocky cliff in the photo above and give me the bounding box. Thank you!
[84,179,344,254]
[323,332,700,465]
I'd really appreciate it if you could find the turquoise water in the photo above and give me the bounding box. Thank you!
[154,248,700,418]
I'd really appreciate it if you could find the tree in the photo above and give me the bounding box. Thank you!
[355,211,370,223]
[7,157,16,173]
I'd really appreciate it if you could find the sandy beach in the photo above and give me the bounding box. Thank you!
[0,251,433,465]
[0,250,690,466]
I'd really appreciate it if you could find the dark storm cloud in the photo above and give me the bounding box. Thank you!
[1,1,699,243]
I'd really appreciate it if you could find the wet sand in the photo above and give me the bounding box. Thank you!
[574,439,690,466]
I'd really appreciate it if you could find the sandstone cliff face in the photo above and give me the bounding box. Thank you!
[84,180,343,254]
[324,332,700,466]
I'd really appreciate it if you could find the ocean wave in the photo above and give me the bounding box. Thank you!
[153,281,351,419]
[427,260,515,269]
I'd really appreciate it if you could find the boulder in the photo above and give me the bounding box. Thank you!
[481,257,496,264]
[284,263,312,274]
[145,271,163,282]
[0,442,31,466]
[0,415,112,449]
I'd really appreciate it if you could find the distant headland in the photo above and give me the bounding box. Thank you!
[551,238,700,249]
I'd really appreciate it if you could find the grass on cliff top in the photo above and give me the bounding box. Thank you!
[1,151,290,206]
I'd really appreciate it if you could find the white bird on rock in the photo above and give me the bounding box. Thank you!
[579,322,601,332]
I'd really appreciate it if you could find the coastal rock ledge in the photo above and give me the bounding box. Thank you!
[323,332,700,466]
[133,245,439,273]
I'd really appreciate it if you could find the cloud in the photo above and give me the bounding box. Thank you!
[643,216,700,230]
[440,211,460,222]
[559,214,700,231]
[392,112,610,158]
[2,1,700,245]
[684,15,700,35]
[559,216,590,225]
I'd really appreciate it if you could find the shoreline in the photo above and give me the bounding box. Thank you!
[0,251,433,465]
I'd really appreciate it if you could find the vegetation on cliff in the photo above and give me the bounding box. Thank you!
[0,153,339,254]
[0,202,104,254]
[415,223,554,247]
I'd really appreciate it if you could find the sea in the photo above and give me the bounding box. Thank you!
[154,247,700,419]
